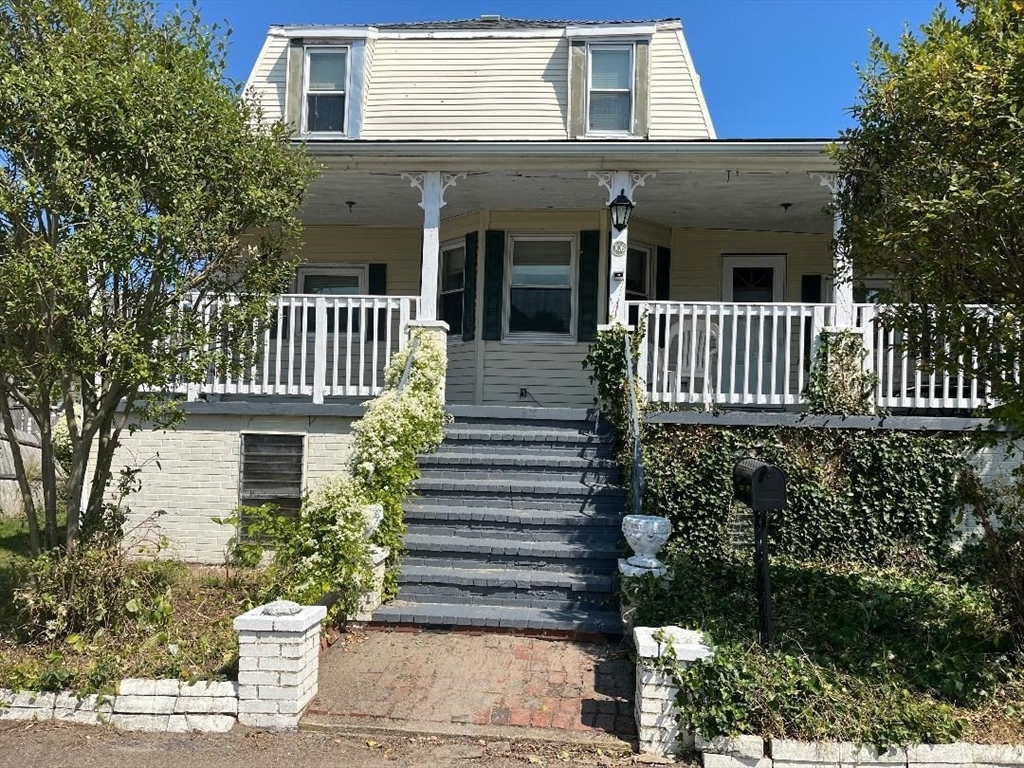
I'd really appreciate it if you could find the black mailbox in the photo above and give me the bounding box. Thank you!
[733,458,787,511]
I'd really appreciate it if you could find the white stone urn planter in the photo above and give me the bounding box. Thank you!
[360,503,384,539]
[621,515,672,577]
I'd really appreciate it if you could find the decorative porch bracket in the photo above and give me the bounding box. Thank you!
[809,171,855,329]
[589,170,655,325]
[401,172,467,322]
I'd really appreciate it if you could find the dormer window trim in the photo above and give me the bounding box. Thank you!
[585,41,636,138]
[301,45,351,138]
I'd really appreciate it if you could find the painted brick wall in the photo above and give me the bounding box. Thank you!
[114,413,356,564]
[959,437,1023,541]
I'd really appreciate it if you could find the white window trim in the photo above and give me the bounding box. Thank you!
[439,239,466,342]
[503,233,578,345]
[301,45,351,138]
[721,255,787,302]
[585,42,636,138]
[626,242,653,301]
[295,264,367,295]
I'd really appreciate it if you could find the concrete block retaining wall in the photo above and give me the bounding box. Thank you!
[0,600,326,733]
[633,625,1024,767]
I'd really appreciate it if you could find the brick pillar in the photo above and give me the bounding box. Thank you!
[406,319,448,405]
[233,600,326,730]
[633,626,713,757]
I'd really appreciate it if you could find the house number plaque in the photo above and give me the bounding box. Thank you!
[611,241,627,257]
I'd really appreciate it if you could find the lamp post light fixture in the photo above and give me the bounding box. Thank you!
[609,189,634,232]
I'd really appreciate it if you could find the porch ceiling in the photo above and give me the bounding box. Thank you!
[300,169,834,234]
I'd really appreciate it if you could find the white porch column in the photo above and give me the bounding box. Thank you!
[810,172,854,328]
[402,172,466,321]
[589,171,655,325]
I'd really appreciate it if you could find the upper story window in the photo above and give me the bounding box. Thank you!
[439,242,466,337]
[506,235,575,340]
[304,47,349,135]
[588,44,634,135]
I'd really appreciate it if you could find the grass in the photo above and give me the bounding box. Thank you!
[0,514,266,693]
[627,548,1024,745]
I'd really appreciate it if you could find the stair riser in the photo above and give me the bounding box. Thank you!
[402,553,619,571]
[451,417,609,432]
[419,468,621,484]
[404,506,622,527]
[398,584,612,610]
[442,436,613,453]
[405,522,621,542]
[407,494,625,513]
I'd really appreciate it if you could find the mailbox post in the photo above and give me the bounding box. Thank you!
[733,458,787,648]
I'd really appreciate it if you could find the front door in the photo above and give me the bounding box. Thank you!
[721,256,786,402]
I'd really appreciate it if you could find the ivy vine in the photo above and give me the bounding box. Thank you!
[804,329,877,416]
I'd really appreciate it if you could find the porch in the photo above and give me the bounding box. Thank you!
[176,142,994,415]
[176,294,993,415]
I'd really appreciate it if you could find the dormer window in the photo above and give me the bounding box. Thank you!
[303,47,349,135]
[587,44,634,135]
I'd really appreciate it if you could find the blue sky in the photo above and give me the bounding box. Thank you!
[181,0,944,138]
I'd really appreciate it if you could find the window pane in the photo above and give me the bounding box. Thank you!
[731,267,775,302]
[591,48,631,90]
[308,51,347,91]
[509,288,571,334]
[306,94,345,133]
[589,92,631,132]
[442,246,465,292]
[303,273,361,295]
[439,290,463,335]
[626,247,648,298]
[511,240,572,286]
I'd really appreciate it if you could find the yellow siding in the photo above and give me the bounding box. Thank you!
[446,341,477,404]
[247,35,288,124]
[361,38,570,140]
[648,30,713,140]
[669,229,833,301]
[298,226,421,295]
[488,210,603,232]
[482,343,594,407]
[440,213,480,241]
[629,218,672,249]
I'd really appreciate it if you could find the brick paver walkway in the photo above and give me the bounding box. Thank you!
[307,629,635,742]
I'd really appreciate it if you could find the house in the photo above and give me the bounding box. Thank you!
[113,16,986,632]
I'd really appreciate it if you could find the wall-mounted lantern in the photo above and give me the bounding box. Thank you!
[609,189,634,232]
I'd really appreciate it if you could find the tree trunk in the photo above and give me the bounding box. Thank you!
[36,396,59,551]
[0,396,42,557]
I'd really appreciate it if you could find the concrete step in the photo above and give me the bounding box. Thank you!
[442,428,614,455]
[399,564,614,593]
[397,585,612,611]
[405,521,620,544]
[421,451,620,471]
[403,503,622,528]
[370,601,623,635]
[402,533,621,570]
[412,477,626,505]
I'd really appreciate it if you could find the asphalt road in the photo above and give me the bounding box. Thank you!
[0,722,676,768]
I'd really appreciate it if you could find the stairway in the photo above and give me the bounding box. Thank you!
[371,408,625,636]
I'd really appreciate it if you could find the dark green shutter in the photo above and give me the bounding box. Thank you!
[482,230,505,341]
[801,274,823,303]
[462,232,478,342]
[577,230,601,343]
[366,263,387,339]
[655,246,671,300]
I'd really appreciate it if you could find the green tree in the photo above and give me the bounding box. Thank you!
[831,0,1024,424]
[0,0,315,554]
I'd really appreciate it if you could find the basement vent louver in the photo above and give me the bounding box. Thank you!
[239,433,304,520]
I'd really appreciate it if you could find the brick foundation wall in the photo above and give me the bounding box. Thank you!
[113,413,356,564]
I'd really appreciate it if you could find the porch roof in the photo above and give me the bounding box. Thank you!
[300,141,838,233]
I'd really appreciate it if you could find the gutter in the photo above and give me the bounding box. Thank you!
[299,140,840,173]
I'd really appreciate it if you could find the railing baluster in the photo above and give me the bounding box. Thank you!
[358,300,367,396]
[650,303,662,401]
[345,297,354,395]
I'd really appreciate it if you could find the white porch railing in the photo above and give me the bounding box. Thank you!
[633,301,997,412]
[634,302,835,406]
[178,294,419,402]
[854,303,994,412]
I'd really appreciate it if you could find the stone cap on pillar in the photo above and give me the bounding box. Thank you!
[233,602,327,633]
[634,625,713,662]
[407,320,450,333]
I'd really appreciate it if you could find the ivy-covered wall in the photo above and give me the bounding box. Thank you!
[642,423,978,564]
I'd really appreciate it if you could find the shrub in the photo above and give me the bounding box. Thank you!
[235,477,375,626]
[14,544,176,641]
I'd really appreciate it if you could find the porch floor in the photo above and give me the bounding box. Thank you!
[304,628,635,744]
